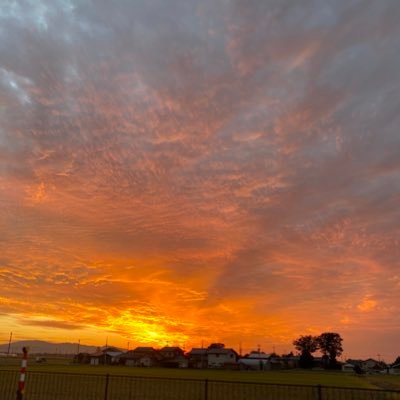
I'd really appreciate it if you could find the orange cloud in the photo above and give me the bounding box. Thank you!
[357,298,377,313]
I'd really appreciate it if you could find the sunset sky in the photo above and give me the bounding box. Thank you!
[0,0,399,362]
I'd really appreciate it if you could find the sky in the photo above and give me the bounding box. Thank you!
[0,0,399,362]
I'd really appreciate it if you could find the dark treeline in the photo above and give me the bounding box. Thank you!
[293,332,343,369]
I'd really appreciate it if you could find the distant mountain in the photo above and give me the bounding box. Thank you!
[0,340,98,355]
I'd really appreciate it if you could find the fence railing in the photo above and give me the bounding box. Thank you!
[1,369,400,400]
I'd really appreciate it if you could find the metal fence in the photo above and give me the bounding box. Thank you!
[1,370,400,400]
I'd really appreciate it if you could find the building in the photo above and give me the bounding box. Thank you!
[159,347,187,368]
[342,363,356,372]
[389,364,400,375]
[159,347,184,360]
[361,358,386,372]
[280,355,300,369]
[89,347,123,365]
[238,351,271,370]
[120,347,161,367]
[73,352,91,364]
[207,348,238,369]
[187,348,208,369]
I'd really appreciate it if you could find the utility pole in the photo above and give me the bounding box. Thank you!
[77,339,80,354]
[7,332,12,355]
[104,337,109,366]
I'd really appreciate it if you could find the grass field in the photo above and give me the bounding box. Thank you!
[1,357,400,400]
[2,355,400,388]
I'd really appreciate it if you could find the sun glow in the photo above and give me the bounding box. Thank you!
[106,310,190,347]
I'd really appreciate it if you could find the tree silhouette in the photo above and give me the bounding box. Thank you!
[317,332,343,368]
[207,343,225,349]
[293,335,318,368]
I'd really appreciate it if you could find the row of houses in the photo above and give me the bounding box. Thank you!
[73,346,400,374]
[75,345,240,369]
[342,358,400,375]
[74,345,302,370]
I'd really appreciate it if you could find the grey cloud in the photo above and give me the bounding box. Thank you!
[19,318,84,330]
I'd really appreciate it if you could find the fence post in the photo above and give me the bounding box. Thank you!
[316,384,322,400]
[104,374,110,400]
[204,379,208,400]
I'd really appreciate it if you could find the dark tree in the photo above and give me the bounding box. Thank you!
[293,335,318,354]
[293,335,318,368]
[207,343,225,349]
[317,332,343,368]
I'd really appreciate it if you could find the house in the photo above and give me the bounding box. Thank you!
[73,352,91,364]
[89,347,123,365]
[342,363,356,372]
[238,351,271,370]
[187,348,208,369]
[389,364,400,375]
[120,347,161,367]
[280,355,300,369]
[346,359,363,367]
[269,357,285,370]
[0,352,17,358]
[159,346,184,360]
[159,347,187,368]
[207,348,238,369]
[361,358,386,372]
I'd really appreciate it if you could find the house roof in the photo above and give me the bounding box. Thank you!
[346,359,362,364]
[207,348,238,356]
[280,356,300,361]
[121,347,158,359]
[364,358,380,363]
[188,348,208,355]
[160,347,183,352]
[102,346,121,353]
[90,351,107,357]
[246,351,271,359]
[133,347,156,352]
[106,351,123,357]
